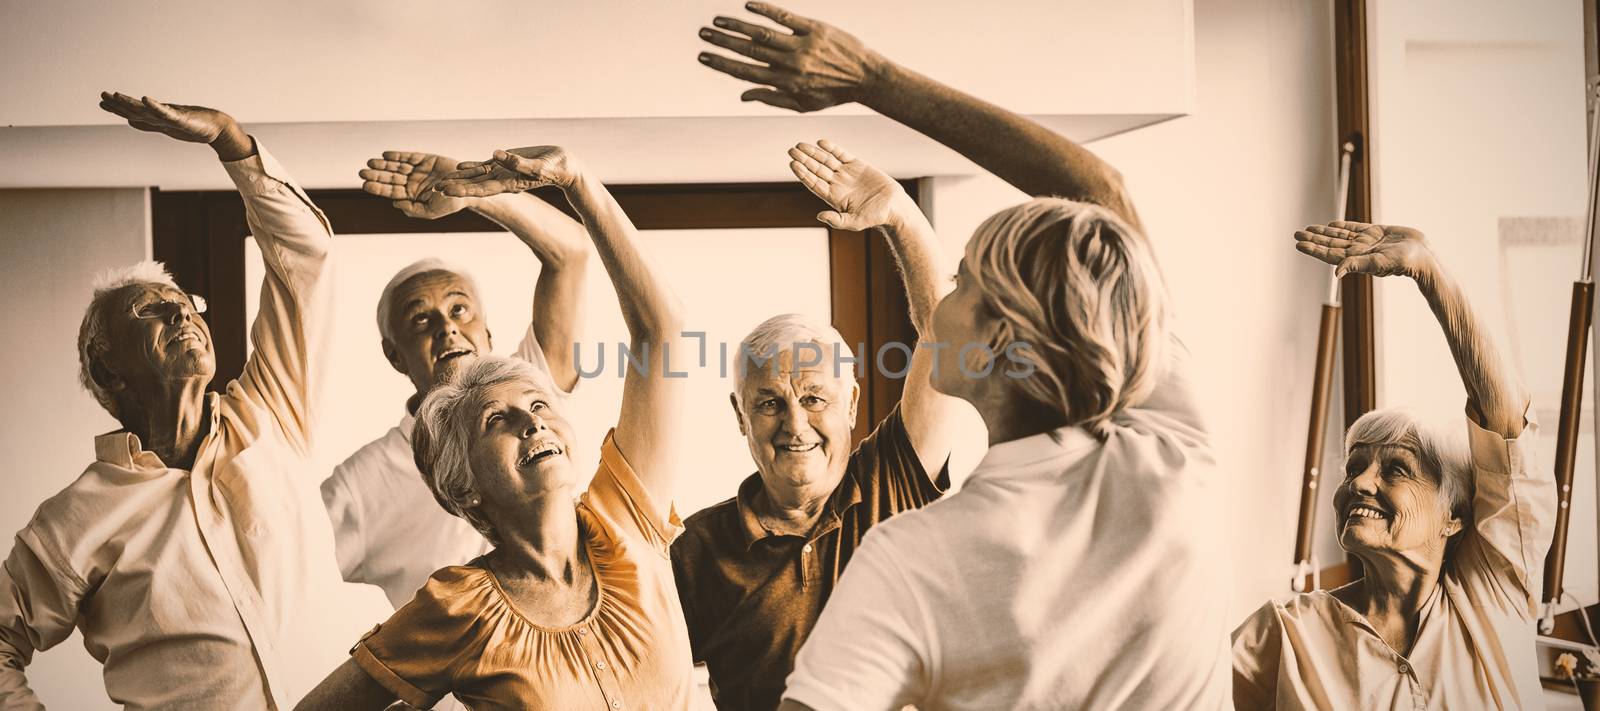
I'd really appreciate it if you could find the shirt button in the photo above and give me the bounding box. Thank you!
[611,702,621,709]
[595,661,606,670]
[802,543,814,554]
[578,627,588,636]
[1398,662,1410,674]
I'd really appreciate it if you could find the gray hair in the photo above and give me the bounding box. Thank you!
[376,258,482,343]
[77,261,181,420]
[1344,407,1474,522]
[734,313,857,391]
[412,355,556,546]
[965,198,1169,439]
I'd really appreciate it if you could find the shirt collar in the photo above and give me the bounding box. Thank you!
[94,391,220,470]
[399,412,416,442]
[967,425,1098,480]
[732,469,864,549]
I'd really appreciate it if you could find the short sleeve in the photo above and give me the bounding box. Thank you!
[1229,602,1283,711]
[320,465,366,583]
[351,568,484,709]
[1124,334,1209,444]
[583,431,683,553]
[851,403,947,502]
[782,530,928,711]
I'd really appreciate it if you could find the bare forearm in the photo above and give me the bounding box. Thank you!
[210,122,255,162]
[862,63,1140,229]
[881,204,952,338]
[562,174,684,341]
[472,193,589,389]
[1414,257,1527,437]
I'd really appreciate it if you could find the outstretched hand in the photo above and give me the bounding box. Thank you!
[789,140,909,231]
[1294,221,1435,279]
[437,147,580,198]
[98,91,251,160]
[698,1,884,113]
[359,152,471,220]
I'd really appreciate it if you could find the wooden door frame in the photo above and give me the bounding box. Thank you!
[151,181,920,445]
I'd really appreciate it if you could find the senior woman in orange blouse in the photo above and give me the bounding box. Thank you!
[297,146,694,710]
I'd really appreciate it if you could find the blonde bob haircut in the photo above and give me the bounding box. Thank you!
[964,197,1169,438]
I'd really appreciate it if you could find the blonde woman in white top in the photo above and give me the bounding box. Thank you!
[693,6,1231,708]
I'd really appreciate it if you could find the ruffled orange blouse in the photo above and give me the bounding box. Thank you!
[349,432,692,710]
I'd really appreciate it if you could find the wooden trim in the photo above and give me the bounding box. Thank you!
[152,180,920,445]
[1332,0,1377,580]
[1334,0,1377,430]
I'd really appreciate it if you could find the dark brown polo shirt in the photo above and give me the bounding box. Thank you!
[670,404,947,711]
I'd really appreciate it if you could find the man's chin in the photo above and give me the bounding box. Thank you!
[431,353,481,384]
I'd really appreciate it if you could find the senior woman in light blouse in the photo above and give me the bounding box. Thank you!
[297,146,694,710]
[1231,222,1548,710]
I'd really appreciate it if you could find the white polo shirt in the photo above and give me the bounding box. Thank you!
[783,340,1233,710]
[321,325,568,609]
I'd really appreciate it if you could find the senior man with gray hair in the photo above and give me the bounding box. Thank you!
[0,93,349,709]
[668,138,962,710]
[320,150,588,610]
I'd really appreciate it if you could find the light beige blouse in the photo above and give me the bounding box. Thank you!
[1232,412,1550,710]
[351,432,692,710]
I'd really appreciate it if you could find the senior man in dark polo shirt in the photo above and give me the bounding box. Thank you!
[670,138,962,708]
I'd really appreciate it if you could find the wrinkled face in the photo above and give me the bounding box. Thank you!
[465,378,577,529]
[384,271,492,394]
[99,283,216,392]
[732,349,859,494]
[930,259,996,402]
[1333,443,1459,557]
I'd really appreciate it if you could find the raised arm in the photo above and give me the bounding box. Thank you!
[1294,222,1528,436]
[101,92,335,456]
[698,3,1139,229]
[360,151,590,390]
[789,140,958,475]
[440,149,687,509]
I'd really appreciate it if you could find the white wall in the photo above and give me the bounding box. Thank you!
[0,189,147,709]
[923,0,1339,621]
[1367,0,1591,609]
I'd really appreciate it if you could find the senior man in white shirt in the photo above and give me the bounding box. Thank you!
[320,150,588,609]
[0,92,354,710]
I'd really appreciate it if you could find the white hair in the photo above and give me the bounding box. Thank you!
[412,355,556,546]
[375,258,482,343]
[1343,407,1474,523]
[734,313,858,391]
[965,197,1168,439]
[77,261,181,419]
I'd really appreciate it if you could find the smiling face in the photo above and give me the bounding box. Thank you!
[383,270,492,395]
[732,348,860,496]
[464,378,577,531]
[1333,443,1461,558]
[97,282,216,395]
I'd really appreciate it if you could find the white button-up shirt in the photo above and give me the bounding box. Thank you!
[783,340,1233,710]
[0,147,351,710]
[1231,412,1550,710]
[321,325,567,609]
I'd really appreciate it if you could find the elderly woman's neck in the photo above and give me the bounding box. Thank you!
[493,499,585,583]
[119,378,210,470]
[1337,550,1446,652]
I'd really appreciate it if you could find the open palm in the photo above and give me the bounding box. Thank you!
[788,140,903,230]
[438,146,579,198]
[99,92,232,144]
[1294,221,1431,278]
[359,152,469,219]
